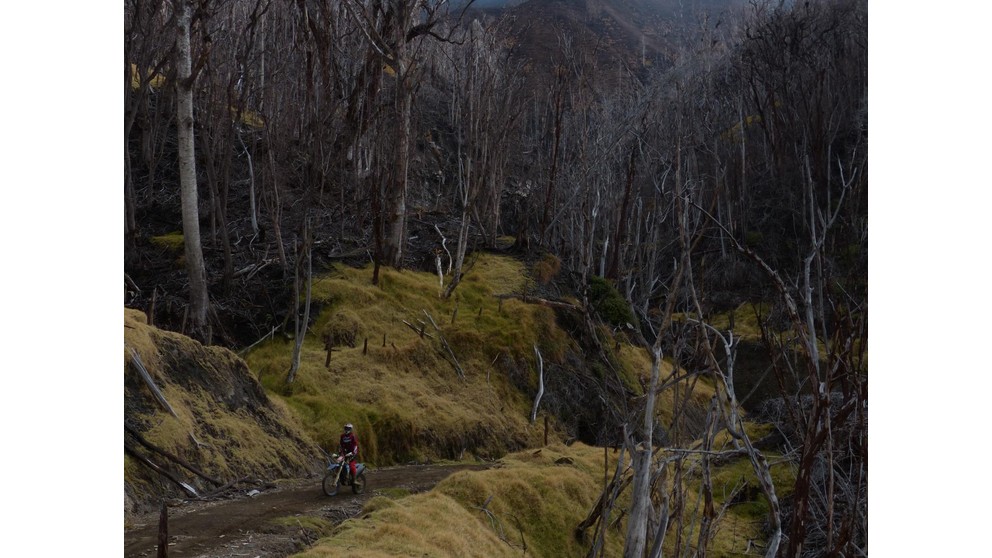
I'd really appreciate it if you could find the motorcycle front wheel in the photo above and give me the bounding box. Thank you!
[322,471,341,496]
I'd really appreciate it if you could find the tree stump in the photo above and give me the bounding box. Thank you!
[157,502,168,558]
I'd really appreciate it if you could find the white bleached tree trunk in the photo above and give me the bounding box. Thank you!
[623,344,661,558]
[175,0,210,341]
[530,345,545,423]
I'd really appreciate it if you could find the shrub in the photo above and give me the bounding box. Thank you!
[745,231,764,248]
[320,310,363,348]
[532,253,561,284]
[587,275,635,327]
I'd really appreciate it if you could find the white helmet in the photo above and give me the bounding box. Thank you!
[344,423,353,432]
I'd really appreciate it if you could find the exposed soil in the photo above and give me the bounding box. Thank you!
[124,463,490,558]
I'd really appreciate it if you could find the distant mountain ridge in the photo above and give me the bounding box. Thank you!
[471,0,743,85]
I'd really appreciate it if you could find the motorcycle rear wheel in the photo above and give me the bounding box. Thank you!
[352,472,367,494]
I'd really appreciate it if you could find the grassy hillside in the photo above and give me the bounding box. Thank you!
[124,308,322,517]
[247,253,573,463]
[125,252,788,555]
[247,252,717,464]
[293,440,791,558]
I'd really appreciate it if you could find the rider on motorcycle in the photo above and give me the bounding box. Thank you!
[339,423,360,483]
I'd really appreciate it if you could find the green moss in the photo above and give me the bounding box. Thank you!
[587,275,635,328]
[149,231,185,252]
[704,303,772,341]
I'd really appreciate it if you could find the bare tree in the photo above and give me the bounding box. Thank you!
[342,0,475,270]
[442,17,521,298]
[174,0,211,342]
[286,219,313,384]
[125,0,173,246]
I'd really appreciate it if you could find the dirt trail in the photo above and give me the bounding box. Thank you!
[124,463,489,558]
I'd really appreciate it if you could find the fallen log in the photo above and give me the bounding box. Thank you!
[402,320,434,339]
[237,326,279,357]
[233,258,277,280]
[423,310,465,380]
[494,293,581,311]
[325,248,368,260]
[125,443,198,498]
[198,476,250,500]
[128,347,178,419]
[125,272,142,296]
[125,424,223,487]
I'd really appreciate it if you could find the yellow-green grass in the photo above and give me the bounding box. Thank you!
[293,436,788,558]
[129,63,166,90]
[612,342,720,430]
[678,301,815,350]
[149,231,185,252]
[247,253,713,466]
[294,443,628,558]
[125,308,319,499]
[677,455,794,557]
[129,63,264,129]
[703,303,771,341]
[375,487,413,500]
[678,303,856,380]
[247,254,578,464]
[300,490,513,558]
[647,421,792,558]
[242,253,791,556]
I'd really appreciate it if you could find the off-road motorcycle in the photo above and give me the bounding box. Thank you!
[322,453,367,496]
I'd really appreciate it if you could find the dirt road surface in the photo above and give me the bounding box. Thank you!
[124,463,489,558]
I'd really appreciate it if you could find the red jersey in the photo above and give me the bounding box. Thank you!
[340,432,359,455]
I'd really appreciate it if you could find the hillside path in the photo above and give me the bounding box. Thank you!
[124,463,489,558]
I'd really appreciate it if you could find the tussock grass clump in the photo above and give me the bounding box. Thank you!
[318,309,363,348]
[532,253,561,284]
[298,443,627,558]
[149,231,185,252]
[298,438,788,558]
[361,495,399,515]
[299,492,514,558]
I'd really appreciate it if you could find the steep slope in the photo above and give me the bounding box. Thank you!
[294,440,792,557]
[484,0,742,85]
[124,308,322,519]
[245,253,716,463]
